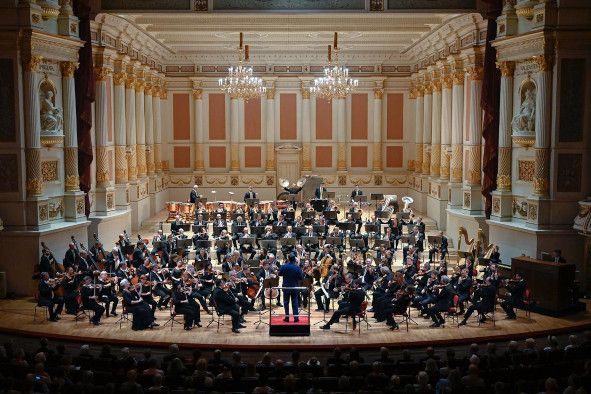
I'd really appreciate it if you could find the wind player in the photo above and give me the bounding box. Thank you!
[351,185,363,201]
[38,272,64,322]
[320,277,365,330]
[314,182,327,200]
[428,231,448,262]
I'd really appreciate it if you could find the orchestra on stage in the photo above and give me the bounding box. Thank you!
[35,178,538,335]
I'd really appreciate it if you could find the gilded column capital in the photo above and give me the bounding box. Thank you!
[192,88,203,100]
[144,84,153,96]
[495,61,515,77]
[112,71,127,86]
[533,54,554,72]
[266,88,276,100]
[301,87,310,99]
[415,85,424,97]
[466,66,484,81]
[94,67,112,81]
[374,88,384,100]
[423,82,432,95]
[125,75,136,89]
[23,55,43,72]
[134,80,145,92]
[442,74,453,89]
[160,89,168,99]
[452,71,464,85]
[60,61,79,78]
[431,80,442,92]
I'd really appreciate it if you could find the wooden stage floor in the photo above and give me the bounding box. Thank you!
[1,299,590,350]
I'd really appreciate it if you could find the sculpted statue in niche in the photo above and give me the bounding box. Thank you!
[511,78,536,136]
[39,76,63,135]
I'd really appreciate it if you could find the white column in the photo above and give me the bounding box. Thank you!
[440,73,452,181]
[373,87,384,171]
[94,67,110,188]
[113,71,127,184]
[135,75,146,179]
[60,61,80,192]
[265,85,276,171]
[301,84,311,171]
[450,71,464,183]
[422,82,432,175]
[24,55,43,197]
[414,85,424,174]
[533,55,552,196]
[192,87,204,171]
[336,97,346,171]
[153,82,163,173]
[144,83,155,176]
[230,97,240,171]
[430,79,442,177]
[496,61,515,192]
[465,67,483,186]
[125,73,137,182]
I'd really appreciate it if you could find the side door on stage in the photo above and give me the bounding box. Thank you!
[275,144,302,197]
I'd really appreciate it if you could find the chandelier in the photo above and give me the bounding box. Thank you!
[218,32,266,101]
[310,32,358,101]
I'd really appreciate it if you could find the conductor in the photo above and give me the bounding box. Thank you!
[283,183,302,210]
[244,186,257,203]
[279,254,304,322]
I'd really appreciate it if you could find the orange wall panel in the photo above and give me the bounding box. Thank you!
[315,98,332,140]
[386,93,404,140]
[173,93,191,140]
[244,146,262,168]
[280,93,297,140]
[244,98,261,140]
[209,146,226,168]
[386,146,403,168]
[209,93,226,140]
[351,93,368,140]
[350,146,368,167]
[173,146,191,168]
[315,146,332,168]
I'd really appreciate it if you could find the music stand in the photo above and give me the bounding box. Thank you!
[325,191,335,199]
[337,222,356,233]
[251,226,266,237]
[313,225,327,235]
[194,239,211,250]
[301,211,316,220]
[350,211,362,221]
[245,198,259,207]
[353,195,367,203]
[259,239,277,251]
[372,239,391,249]
[280,237,297,248]
[272,225,287,236]
[284,210,296,222]
[232,212,246,221]
[176,239,193,254]
[293,226,306,237]
[215,211,227,220]
[238,236,255,247]
[215,239,233,250]
[371,193,384,210]
[301,236,319,247]
[349,238,366,250]
[213,226,227,237]
[375,210,390,220]
[427,235,443,248]
[364,224,379,234]
[406,223,415,234]
[323,211,338,221]
[325,236,343,248]
[246,259,260,269]
[196,197,207,205]
[400,235,415,247]
[192,224,206,234]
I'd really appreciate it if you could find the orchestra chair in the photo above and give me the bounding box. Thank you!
[116,299,132,329]
[75,307,94,325]
[445,294,460,325]
[206,299,225,332]
[522,288,534,321]
[33,304,49,323]
[345,300,370,334]
[162,298,184,331]
[392,305,412,332]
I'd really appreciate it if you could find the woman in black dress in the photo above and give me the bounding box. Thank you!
[121,280,156,330]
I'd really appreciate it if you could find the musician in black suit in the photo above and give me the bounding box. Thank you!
[173,283,201,331]
[283,183,302,210]
[351,185,363,200]
[314,183,327,199]
[81,276,105,325]
[552,249,567,264]
[459,277,497,325]
[302,225,320,258]
[193,213,208,227]
[213,280,245,333]
[231,216,247,248]
[426,275,453,327]
[63,243,79,270]
[500,273,526,319]
[39,248,56,278]
[38,272,64,321]
[243,186,257,202]
[189,185,200,204]
[428,232,448,261]
[320,278,365,330]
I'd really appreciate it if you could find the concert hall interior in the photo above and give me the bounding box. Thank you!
[0,0,591,392]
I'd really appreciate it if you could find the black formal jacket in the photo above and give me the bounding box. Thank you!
[213,287,238,313]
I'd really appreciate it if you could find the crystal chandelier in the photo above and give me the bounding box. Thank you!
[219,32,266,101]
[310,32,358,101]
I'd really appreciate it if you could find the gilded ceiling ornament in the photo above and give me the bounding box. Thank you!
[60,61,79,78]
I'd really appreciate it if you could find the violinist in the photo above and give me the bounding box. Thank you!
[227,271,251,318]
[414,270,439,317]
[115,261,132,283]
[173,281,201,330]
[138,275,158,316]
[454,268,472,314]
[426,275,453,328]
[98,271,118,317]
[132,241,145,269]
[196,261,216,302]
[428,231,448,262]
[61,267,80,314]
[256,260,277,310]
[148,265,172,310]
[500,272,526,320]
[237,265,259,311]
[320,278,365,330]
[314,264,343,312]
[238,227,256,260]
[81,276,105,325]
[216,229,232,263]
[38,272,64,322]
[346,248,364,277]
[361,259,377,291]
[213,279,244,333]
[402,257,418,285]
[372,269,403,322]
[459,277,497,326]
[63,243,79,271]
[121,280,157,330]
[385,285,414,330]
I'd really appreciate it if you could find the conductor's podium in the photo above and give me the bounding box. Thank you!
[268,286,311,337]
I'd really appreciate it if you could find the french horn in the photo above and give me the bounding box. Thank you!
[402,196,414,212]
